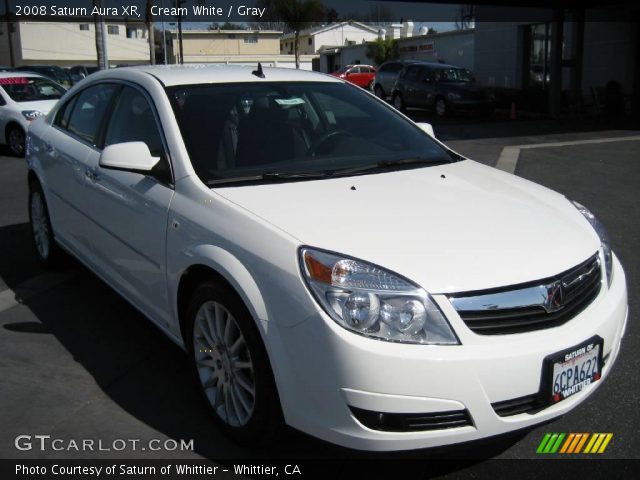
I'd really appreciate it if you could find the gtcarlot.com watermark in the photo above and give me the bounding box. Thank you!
[14,435,194,452]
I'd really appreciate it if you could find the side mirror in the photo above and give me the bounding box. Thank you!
[99,142,158,173]
[416,122,435,138]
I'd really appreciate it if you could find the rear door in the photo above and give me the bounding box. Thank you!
[39,83,119,258]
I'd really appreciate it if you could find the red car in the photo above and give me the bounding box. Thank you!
[330,64,376,89]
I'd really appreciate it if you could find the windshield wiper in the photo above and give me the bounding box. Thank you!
[333,157,452,177]
[206,170,334,186]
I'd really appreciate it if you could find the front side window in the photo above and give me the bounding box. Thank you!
[104,86,171,183]
[64,83,119,145]
[167,81,455,186]
[0,77,66,102]
[104,86,164,157]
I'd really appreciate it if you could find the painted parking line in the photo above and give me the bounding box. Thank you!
[0,271,76,314]
[495,135,640,174]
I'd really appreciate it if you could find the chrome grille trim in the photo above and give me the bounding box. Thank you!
[449,253,602,335]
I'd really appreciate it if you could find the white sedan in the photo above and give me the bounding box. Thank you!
[0,72,65,156]
[26,65,628,451]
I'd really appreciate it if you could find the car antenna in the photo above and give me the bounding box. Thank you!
[252,62,265,79]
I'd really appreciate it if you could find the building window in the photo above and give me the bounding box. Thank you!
[227,34,237,39]
[308,37,312,46]
[107,25,119,35]
[126,27,137,39]
[79,24,89,31]
[244,35,258,44]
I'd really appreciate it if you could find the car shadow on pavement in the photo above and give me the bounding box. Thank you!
[0,222,532,471]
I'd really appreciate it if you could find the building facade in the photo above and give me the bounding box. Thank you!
[280,21,379,56]
[0,21,150,67]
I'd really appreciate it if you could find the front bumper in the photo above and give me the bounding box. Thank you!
[275,254,628,451]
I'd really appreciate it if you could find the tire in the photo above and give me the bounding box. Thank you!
[374,85,385,99]
[435,97,448,117]
[186,281,283,446]
[367,80,374,91]
[392,93,405,112]
[28,181,65,268]
[7,125,26,157]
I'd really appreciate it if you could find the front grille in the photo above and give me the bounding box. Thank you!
[349,407,473,432]
[451,253,602,335]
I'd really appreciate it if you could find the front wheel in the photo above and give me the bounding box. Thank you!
[7,125,26,157]
[435,97,449,117]
[186,282,282,445]
[374,85,385,99]
[392,93,405,111]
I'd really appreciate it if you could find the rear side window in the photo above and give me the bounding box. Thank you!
[65,83,119,145]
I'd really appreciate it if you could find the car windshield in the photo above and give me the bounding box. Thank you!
[0,77,66,102]
[167,81,456,185]
[439,68,475,82]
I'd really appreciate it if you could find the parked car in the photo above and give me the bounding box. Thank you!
[0,72,65,156]
[330,64,376,89]
[14,65,73,88]
[373,59,416,100]
[68,65,100,85]
[392,62,495,116]
[26,65,627,451]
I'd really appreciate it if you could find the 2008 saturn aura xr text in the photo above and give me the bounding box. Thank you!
[26,65,628,451]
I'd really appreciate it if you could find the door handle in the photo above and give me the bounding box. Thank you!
[84,168,100,182]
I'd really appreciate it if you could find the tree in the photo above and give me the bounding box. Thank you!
[209,22,246,30]
[365,38,398,66]
[146,0,155,65]
[254,0,325,69]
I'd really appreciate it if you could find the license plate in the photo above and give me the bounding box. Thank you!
[545,336,603,404]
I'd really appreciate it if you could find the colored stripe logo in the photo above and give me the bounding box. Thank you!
[537,433,613,454]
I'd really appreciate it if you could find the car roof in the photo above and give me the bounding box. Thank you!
[404,61,463,69]
[0,71,44,79]
[91,64,343,87]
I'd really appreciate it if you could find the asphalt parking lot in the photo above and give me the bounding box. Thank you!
[0,115,638,473]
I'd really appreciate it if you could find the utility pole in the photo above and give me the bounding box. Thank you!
[146,0,156,64]
[176,0,184,64]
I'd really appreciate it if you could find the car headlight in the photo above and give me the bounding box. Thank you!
[300,248,459,345]
[22,110,43,121]
[571,201,613,286]
[447,92,462,100]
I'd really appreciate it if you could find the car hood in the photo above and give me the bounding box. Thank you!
[15,99,58,114]
[216,160,601,294]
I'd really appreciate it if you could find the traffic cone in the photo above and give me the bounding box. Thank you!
[510,102,517,120]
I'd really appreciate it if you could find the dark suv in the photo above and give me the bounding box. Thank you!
[391,62,494,117]
[373,59,416,100]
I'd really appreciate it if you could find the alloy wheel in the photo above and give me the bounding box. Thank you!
[8,128,25,156]
[436,98,447,117]
[30,191,50,260]
[193,300,256,427]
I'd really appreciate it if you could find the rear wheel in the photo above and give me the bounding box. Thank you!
[7,125,25,157]
[186,281,282,445]
[28,182,65,268]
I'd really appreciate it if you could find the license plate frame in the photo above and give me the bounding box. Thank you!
[542,336,604,405]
